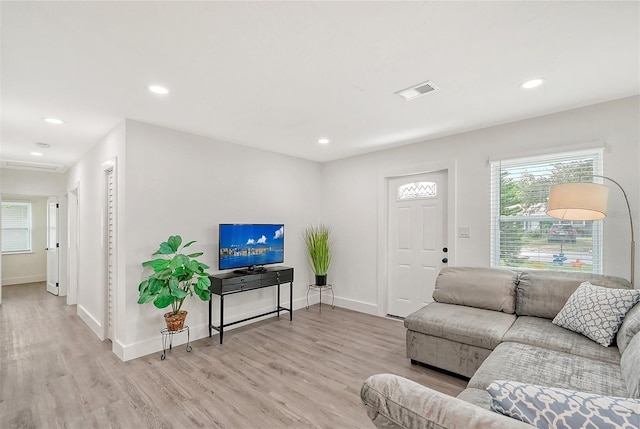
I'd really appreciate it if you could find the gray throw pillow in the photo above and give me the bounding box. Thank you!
[552,281,640,347]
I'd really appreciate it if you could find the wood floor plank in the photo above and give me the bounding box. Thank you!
[0,282,467,428]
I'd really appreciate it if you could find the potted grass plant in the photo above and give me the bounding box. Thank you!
[137,235,211,331]
[303,224,332,286]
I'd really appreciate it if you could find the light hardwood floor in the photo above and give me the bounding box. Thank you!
[0,282,467,428]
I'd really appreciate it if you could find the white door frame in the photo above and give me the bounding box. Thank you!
[102,158,117,341]
[46,197,60,295]
[67,184,79,306]
[58,195,68,297]
[0,195,3,304]
[376,161,457,317]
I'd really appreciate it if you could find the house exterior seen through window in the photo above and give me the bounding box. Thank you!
[1,201,32,253]
[490,149,603,274]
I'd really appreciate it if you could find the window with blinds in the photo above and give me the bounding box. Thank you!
[2,201,32,253]
[490,149,603,274]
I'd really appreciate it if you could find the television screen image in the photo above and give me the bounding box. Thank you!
[219,224,284,271]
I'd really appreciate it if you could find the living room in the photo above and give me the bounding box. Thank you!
[1,2,639,428]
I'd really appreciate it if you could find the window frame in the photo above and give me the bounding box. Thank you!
[490,148,604,274]
[1,201,33,254]
[397,181,438,201]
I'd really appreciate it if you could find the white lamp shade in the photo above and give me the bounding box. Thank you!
[546,182,609,221]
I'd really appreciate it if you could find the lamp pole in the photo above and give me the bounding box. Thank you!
[588,175,635,287]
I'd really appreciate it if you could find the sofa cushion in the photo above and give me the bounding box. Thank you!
[457,387,492,409]
[404,302,516,350]
[552,282,640,347]
[406,331,493,378]
[432,267,518,313]
[361,374,532,429]
[503,316,620,365]
[621,333,640,398]
[515,270,632,319]
[487,380,640,429]
[468,342,628,398]
[617,302,640,354]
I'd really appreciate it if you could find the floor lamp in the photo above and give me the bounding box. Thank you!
[546,175,635,287]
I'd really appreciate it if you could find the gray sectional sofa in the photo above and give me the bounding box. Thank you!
[361,267,640,428]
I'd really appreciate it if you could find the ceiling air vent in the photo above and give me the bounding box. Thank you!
[2,160,66,172]
[395,81,439,101]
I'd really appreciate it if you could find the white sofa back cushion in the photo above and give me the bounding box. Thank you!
[617,303,640,354]
[621,333,640,398]
[516,271,632,319]
[432,267,518,314]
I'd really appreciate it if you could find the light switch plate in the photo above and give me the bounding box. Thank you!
[458,227,471,238]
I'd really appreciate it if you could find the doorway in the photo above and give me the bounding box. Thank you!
[386,171,448,318]
[46,198,59,295]
[1,195,64,294]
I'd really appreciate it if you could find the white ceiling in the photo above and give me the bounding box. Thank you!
[1,1,639,170]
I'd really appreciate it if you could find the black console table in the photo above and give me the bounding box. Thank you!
[209,266,294,344]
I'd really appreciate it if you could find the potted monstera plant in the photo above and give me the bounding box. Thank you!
[138,235,211,331]
[303,224,332,286]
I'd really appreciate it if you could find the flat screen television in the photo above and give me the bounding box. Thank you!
[219,223,284,272]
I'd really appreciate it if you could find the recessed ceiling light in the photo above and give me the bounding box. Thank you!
[520,78,545,89]
[30,151,44,157]
[148,85,169,95]
[318,138,330,144]
[43,117,64,125]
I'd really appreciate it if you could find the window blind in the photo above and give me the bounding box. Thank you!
[2,202,32,253]
[490,149,603,273]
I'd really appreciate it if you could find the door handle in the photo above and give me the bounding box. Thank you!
[442,258,448,263]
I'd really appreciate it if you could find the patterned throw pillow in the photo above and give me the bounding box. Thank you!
[552,282,640,346]
[487,380,640,429]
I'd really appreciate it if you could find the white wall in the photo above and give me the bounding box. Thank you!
[323,96,640,315]
[66,121,126,339]
[84,120,322,360]
[1,195,48,285]
[61,95,640,360]
[0,169,67,197]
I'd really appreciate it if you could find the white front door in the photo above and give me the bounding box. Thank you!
[46,198,59,295]
[387,171,448,318]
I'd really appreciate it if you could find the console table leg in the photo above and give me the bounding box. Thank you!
[289,281,293,320]
[208,294,212,337]
[220,294,224,344]
[277,282,281,318]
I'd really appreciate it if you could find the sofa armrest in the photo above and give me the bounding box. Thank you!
[361,374,531,429]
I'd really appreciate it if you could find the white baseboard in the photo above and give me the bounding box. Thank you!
[117,296,311,361]
[117,323,210,362]
[328,295,378,315]
[2,274,46,286]
[111,295,379,362]
[111,338,126,361]
[305,286,378,315]
[77,304,104,340]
